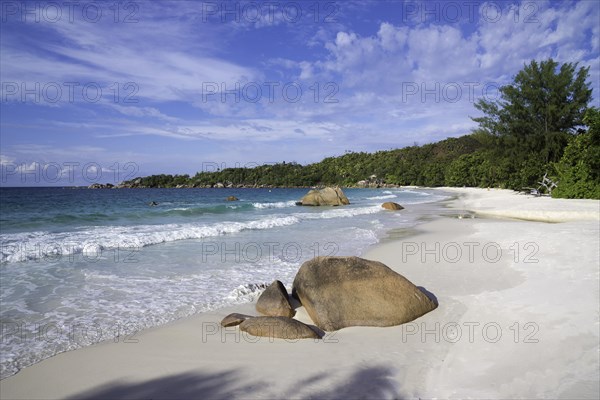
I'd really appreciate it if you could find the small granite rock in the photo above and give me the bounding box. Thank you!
[381,202,404,210]
[226,196,239,201]
[220,313,252,327]
[239,316,320,340]
[256,280,295,318]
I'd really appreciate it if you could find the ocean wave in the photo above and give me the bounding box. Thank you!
[225,283,268,303]
[399,190,452,204]
[161,203,252,216]
[366,194,398,200]
[299,205,382,220]
[0,216,301,263]
[252,200,297,209]
[0,205,385,264]
[402,189,430,196]
[0,259,301,379]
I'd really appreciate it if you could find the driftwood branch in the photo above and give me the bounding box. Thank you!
[537,172,558,196]
[518,173,559,196]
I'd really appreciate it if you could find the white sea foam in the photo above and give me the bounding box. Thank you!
[366,194,398,200]
[0,215,301,263]
[0,256,303,379]
[403,189,430,196]
[298,205,382,220]
[399,191,451,204]
[225,283,268,303]
[0,187,441,379]
[0,204,389,264]
[252,200,297,209]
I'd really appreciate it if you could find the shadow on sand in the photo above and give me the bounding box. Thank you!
[417,286,439,306]
[69,364,405,399]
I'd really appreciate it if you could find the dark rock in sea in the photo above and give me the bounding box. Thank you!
[292,256,437,331]
[239,316,321,340]
[226,196,239,201]
[88,183,114,189]
[116,178,144,188]
[220,313,252,327]
[381,202,404,210]
[256,280,295,318]
[298,187,350,206]
[355,175,387,188]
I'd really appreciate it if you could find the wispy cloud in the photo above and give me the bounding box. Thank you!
[1,0,598,185]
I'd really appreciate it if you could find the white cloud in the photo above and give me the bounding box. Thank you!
[1,0,597,174]
[408,24,479,81]
[286,0,598,144]
[109,105,179,122]
[378,23,409,52]
[95,118,343,143]
[1,10,258,105]
[15,161,42,174]
[0,154,16,166]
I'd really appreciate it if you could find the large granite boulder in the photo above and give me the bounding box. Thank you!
[220,313,252,327]
[256,280,295,318]
[239,316,320,340]
[299,187,350,206]
[381,202,404,210]
[292,256,437,331]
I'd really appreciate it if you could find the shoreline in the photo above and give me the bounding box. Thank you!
[441,187,600,222]
[1,188,598,399]
[0,186,442,380]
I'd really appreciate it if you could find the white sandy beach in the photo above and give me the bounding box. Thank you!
[1,188,598,399]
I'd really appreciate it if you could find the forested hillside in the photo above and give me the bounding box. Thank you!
[120,60,599,199]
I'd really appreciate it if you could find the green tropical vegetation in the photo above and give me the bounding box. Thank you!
[552,107,600,199]
[121,59,599,199]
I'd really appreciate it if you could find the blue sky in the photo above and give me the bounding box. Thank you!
[1,0,599,186]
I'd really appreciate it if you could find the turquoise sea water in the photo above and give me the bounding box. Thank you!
[0,187,448,378]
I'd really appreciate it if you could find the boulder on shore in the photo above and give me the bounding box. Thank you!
[239,316,320,340]
[381,202,404,210]
[292,256,437,331]
[299,187,350,206]
[256,280,295,318]
[220,313,252,327]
